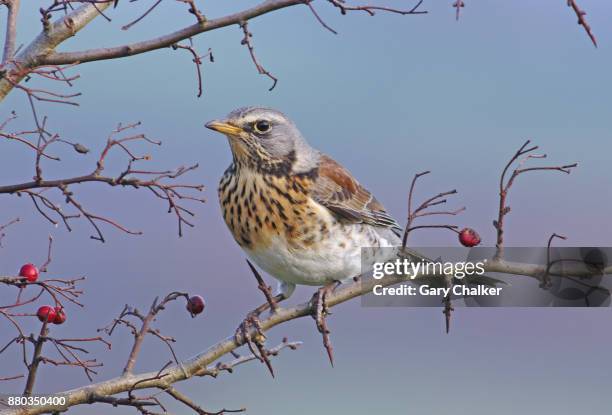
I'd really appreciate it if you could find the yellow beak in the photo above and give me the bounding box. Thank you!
[205,120,244,136]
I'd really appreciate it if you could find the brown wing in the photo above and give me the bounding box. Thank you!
[311,154,401,233]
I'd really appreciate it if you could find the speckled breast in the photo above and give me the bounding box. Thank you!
[218,165,332,251]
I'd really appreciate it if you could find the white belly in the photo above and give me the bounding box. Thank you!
[245,222,400,286]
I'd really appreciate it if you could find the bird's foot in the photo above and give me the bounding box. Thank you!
[234,311,275,377]
[310,281,341,367]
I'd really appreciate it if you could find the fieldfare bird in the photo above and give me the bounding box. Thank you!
[206,107,402,365]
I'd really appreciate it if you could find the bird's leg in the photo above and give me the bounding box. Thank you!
[311,280,341,367]
[246,259,281,313]
[234,260,288,377]
[235,261,287,347]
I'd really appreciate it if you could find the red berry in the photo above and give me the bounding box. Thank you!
[36,305,56,323]
[186,295,205,316]
[53,307,66,325]
[19,263,39,282]
[458,228,481,247]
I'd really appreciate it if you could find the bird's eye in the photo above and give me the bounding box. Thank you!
[253,120,270,134]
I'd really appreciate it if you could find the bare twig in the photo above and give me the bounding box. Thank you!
[0,118,205,241]
[177,0,206,23]
[121,0,163,31]
[171,42,213,97]
[494,140,577,259]
[98,292,190,375]
[165,386,245,415]
[34,0,426,68]
[0,217,20,247]
[239,21,278,91]
[305,1,338,34]
[326,0,426,16]
[542,233,568,289]
[401,171,465,248]
[452,0,464,21]
[567,0,597,47]
[5,255,610,415]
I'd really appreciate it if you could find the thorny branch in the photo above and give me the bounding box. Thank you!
[2,248,611,415]
[0,115,205,241]
[171,41,213,98]
[0,0,606,412]
[452,0,464,21]
[239,21,277,91]
[0,238,110,392]
[97,292,192,375]
[86,293,300,415]
[494,140,577,259]
[0,0,602,106]
[401,170,466,248]
[0,138,607,414]
[0,0,428,103]
[451,0,596,46]
[567,0,597,47]
[326,0,426,16]
[1,247,299,414]
[542,232,568,289]
[0,217,19,247]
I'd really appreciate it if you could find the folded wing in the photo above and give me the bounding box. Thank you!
[311,154,402,235]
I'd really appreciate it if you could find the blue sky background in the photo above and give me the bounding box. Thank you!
[1,1,612,413]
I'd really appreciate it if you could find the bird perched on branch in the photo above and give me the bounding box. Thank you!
[206,107,402,364]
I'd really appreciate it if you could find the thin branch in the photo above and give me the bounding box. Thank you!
[494,140,577,259]
[0,217,20,247]
[177,0,206,23]
[98,292,190,375]
[165,386,245,415]
[567,0,597,47]
[121,0,163,31]
[23,322,49,396]
[38,0,426,66]
[0,119,205,241]
[305,1,338,34]
[239,21,277,91]
[542,232,568,288]
[6,255,612,415]
[401,171,464,248]
[452,0,465,21]
[2,0,20,64]
[326,0,426,16]
[171,42,213,98]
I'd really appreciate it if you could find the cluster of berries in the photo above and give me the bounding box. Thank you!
[18,263,67,325]
[20,263,207,323]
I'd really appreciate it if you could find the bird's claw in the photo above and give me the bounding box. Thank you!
[234,311,275,377]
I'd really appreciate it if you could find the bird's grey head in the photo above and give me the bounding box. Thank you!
[205,107,319,174]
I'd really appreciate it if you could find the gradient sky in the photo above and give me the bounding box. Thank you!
[1,1,612,414]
